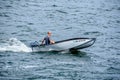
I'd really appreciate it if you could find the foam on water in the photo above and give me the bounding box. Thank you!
[0,38,32,52]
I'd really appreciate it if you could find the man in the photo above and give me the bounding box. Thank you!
[41,32,55,45]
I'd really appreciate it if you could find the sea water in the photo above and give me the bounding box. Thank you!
[0,0,120,80]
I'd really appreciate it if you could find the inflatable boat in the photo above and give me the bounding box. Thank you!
[30,38,96,52]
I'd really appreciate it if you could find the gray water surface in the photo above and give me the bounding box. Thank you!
[0,0,120,80]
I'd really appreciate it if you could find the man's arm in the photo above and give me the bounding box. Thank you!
[50,40,55,44]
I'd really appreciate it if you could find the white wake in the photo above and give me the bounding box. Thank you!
[0,38,32,52]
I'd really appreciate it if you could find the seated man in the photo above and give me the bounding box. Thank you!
[41,32,55,45]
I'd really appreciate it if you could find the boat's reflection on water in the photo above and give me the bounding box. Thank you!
[69,50,87,57]
[33,49,87,57]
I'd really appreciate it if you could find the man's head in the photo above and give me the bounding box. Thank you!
[47,31,52,36]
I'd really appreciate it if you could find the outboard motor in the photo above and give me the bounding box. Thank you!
[30,41,39,47]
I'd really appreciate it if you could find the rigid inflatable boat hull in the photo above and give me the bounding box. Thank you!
[30,38,96,52]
